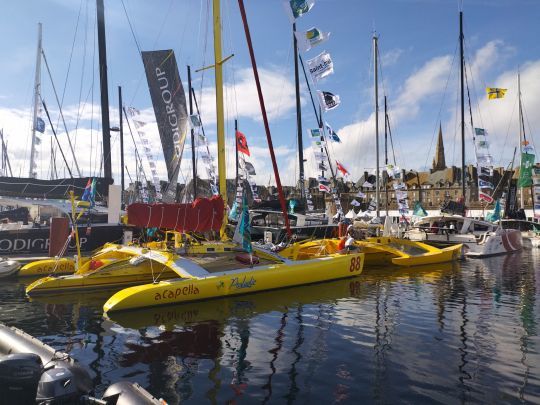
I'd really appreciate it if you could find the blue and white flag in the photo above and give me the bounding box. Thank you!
[284,0,315,22]
[36,117,45,133]
[317,91,340,111]
[307,51,334,82]
[325,122,341,142]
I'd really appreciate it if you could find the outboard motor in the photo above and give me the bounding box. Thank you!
[100,382,165,405]
[0,353,43,404]
[36,366,79,404]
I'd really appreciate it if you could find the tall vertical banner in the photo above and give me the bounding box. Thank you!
[518,150,535,188]
[142,50,188,202]
[532,167,540,219]
[474,128,494,203]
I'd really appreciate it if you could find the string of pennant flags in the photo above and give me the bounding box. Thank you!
[286,0,345,217]
[474,127,495,204]
[234,130,260,206]
[189,113,220,197]
[127,107,162,202]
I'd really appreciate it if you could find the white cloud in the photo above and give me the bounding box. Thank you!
[381,48,404,66]
[196,67,298,125]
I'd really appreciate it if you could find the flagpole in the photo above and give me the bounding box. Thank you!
[460,11,466,202]
[293,23,305,201]
[235,119,239,192]
[384,95,389,216]
[29,23,42,179]
[188,65,197,200]
[238,0,292,237]
[518,71,525,210]
[373,33,380,218]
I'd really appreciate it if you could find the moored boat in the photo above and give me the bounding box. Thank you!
[407,215,522,257]
[103,244,364,313]
[279,236,462,267]
[0,258,21,278]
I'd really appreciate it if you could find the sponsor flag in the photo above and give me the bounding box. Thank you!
[319,183,331,193]
[485,199,501,223]
[317,91,341,111]
[309,128,323,138]
[480,166,493,177]
[141,50,188,202]
[362,181,373,188]
[518,152,536,187]
[313,151,326,161]
[351,199,361,207]
[236,130,250,156]
[413,201,428,217]
[325,122,341,142]
[312,139,326,147]
[244,161,256,176]
[486,87,507,99]
[336,160,349,177]
[189,114,202,128]
[233,191,252,253]
[356,191,366,198]
[81,178,97,207]
[479,192,494,203]
[474,127,486,136]
[307,51,334,82]
[318,162,328,171]
[479,179,494,189]
[35,117,45,133]
[295,27,330,52]
[284,0,315,21]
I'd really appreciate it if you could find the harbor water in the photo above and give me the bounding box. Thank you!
[1,251,539,403]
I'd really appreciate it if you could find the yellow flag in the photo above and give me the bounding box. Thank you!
[486,87,507,99]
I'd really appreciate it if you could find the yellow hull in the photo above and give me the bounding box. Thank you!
[364,237,463,267]
[103,251,364,313]
[25,248,177,295]
[18,257,81,277]
[279,237,462,268]
[25,241,239,295]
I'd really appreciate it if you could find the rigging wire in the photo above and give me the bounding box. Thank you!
[422,41,459,171]
[54,0,84,134]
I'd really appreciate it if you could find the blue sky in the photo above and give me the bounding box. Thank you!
[0,0,539,186]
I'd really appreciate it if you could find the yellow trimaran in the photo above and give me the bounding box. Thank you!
[25,0,365,309]
[25,0,460,311]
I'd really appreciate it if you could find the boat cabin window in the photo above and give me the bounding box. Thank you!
[251,212,297,227]
[472,223,490,232]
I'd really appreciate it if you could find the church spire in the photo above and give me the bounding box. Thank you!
[432,122,447,172]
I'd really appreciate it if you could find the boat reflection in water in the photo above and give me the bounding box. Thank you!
[2,253,539,403]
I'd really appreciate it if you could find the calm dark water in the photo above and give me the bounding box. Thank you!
[1,250,539,404]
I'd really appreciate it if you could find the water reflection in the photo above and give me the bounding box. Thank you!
[0,256,539,403]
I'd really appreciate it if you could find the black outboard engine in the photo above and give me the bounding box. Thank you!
[0,353,43,404]
[36,366,79,404]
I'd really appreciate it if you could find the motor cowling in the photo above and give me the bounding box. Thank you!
[0,353,43,405]
[36,367,79,404]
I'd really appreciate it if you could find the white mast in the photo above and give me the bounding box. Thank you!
[373,34,380,217]
[518,71,525,210]
[29,22,42,179]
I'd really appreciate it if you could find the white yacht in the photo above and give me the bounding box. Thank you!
[407,215,522,257]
